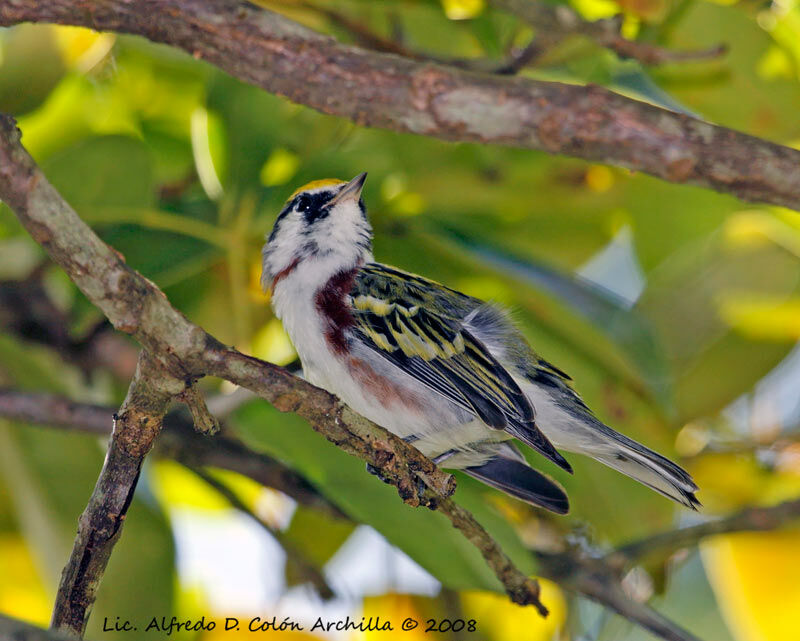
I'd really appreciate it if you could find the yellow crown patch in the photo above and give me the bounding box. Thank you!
[288,178,345,200]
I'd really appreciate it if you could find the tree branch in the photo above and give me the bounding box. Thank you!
[0,0,798,210]
[0,114,549,619]
[13,391,800,641]
[609,496,800,567]
[0,614,79,641]
[537,551,701,641]
[0,387,347,518]
[50,350,182,638]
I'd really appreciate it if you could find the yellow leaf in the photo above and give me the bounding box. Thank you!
[689,454,765,511]
[690,452,800,512]
[361,594,430,641]
[461,580,566,641]
[585,165,615,193]
[702,529,800,641]
[571,0,619,20]
[260,148,301,187]
[440,0,486,20]
[0,535,51,626]
[53,25,115,72]
[723,211,800,256]
[249,260,269,303]
[717,296,800,341]
[151,461,264,512]
[252,318,297,366]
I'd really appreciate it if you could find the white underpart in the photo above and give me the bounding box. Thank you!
[275,271,499,466]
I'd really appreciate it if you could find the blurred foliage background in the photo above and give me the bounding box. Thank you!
[1,0,800,639]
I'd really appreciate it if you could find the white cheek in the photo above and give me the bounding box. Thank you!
[316,202,369,253]
[264,216,304,278]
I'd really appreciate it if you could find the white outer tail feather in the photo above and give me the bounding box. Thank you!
[592,446,700,509]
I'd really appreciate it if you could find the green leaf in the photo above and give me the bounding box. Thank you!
[284,506,356,587]
[43,135,155,210]
[232,401,536,592]
[0,26,65,115]
[637,229,800,422]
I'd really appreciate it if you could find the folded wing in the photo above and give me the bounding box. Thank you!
[351,264,571,473]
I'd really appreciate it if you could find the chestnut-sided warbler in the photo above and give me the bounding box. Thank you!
[262,173,699,514]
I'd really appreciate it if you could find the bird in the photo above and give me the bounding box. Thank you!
[261,173,699,514]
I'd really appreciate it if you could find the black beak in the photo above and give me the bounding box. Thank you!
[328,172,367,207]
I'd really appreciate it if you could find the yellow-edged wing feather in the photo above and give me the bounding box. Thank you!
[351,264,570,471]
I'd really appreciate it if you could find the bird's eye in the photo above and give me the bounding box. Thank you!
[296,195,311,213]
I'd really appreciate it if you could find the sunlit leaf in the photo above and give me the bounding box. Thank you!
[441,0,486,21]
[231,401,536,592]
[0,535,51,626]
[284,507,355,588]
[703,530,800,641]
[251,318,297,366]
[461,582,566,641]
[717,296,800,341]
[260,148,301,187]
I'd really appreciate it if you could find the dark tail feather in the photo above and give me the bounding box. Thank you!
[506,418,573,474]
[463,457,569,514]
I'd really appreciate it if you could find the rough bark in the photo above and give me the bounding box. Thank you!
[0,0,799,210]
[50,351,180,637]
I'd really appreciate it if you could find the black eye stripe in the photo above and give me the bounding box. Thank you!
[268,187,341,241]
[297,190,335,224]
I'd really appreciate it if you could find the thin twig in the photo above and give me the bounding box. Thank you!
[0,114,549,619]
[305,2,546,75]
[189,466,335,600]
[0,0,797,209]
[687,430,800,458]
[50,351,183,638]
[609,496,800,568]
[491,0,727,66]
[0,387,345,518]
[537,550,701,641]
[0,614,79,641]
[178,384,220,435]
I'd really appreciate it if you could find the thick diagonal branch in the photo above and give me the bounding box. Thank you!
[0,115,548,618]
[50,351,182,638]
[0,0,799,210]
